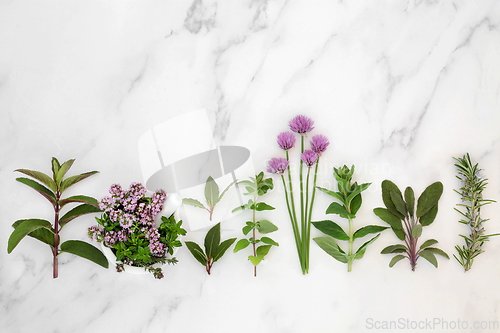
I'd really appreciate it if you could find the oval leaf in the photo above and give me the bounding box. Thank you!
[55,159,75,186]
[249,255,264,266]
[354,234,381,259]
[373,208,403,230]
[350,194,362,216]
[419,203,438,226]
[59,171,99,193]
[213,238,236,262]
[260,237,279,246]
[51,157,60,178]
[326,202,354,218]
[256,203,275,211]
[16,177,56,206]
[204,176,219,208]
[419,249,438,268]
[59,204,101,227]
[233,239,250,253]
[404,187,415,217]
[8,219,52,253]
[345,183,371,207]
[353,225,389,239]
[416,182,443,218]
[313,237,348,263]
[256,220,278,234]
[411,224,422,239]
[59,195,99,209]
[381,244,408,254]
[204,222,221,259]
[15,169,57,193]
[420,239,438,249]
[390,190,407,217]
[424,247,449,259]
[60,240,108,268]
[393,227,406,241]
[185,241,207,266]
[389,254,406,267]
[12,219,56,247]
[381,180,405,219]
[256,245,272,257]
[312,220,349,241]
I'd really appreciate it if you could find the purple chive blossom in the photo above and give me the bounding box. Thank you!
[289,115,314,135]
[301,150,318,168]
[277,132,296,150]
[267,157,289,175]
[310,135,330,157]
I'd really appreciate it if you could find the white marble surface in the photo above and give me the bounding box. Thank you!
[1,1,500,332]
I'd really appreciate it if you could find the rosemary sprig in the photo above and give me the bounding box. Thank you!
[453,153,497,272]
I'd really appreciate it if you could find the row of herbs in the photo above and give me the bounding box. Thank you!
[7,132,496,279]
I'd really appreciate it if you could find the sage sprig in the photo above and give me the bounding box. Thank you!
[185,222,236,275]
[182,176,236,221]
[374,180,449,271]
[232,172,278,276]
[8,157,107,278]
[453,153,497,272]
[314,165,388,272]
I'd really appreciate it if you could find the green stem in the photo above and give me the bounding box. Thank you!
[285,150,303,272]
[347,216,353,272]
[53,191,60,279]
[306,161,319,273]
[281,175,302,269]
[253,194,257,277]
[299,136,305,273]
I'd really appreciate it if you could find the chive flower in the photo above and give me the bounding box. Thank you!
[267,157,289,174]
[310,135,329,156]
[289,115,314,135]
[301,150,318,168]
[277,132,296,150]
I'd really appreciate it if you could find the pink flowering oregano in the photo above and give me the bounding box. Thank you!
[8,157,107,279]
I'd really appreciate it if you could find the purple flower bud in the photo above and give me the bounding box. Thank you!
[277,132,296,150]
[310,135,329,156]
[301,150,318,168]
[289,115,314,134]
[267,157,289,174]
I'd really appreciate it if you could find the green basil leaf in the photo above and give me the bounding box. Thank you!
[59,171,99,193]
[15,169,57,193]
[59,204,101,227]
[60,240,108,268]
[59,195,99,209]
[8,219,52,253]
[55,159,75,186]
[350,194,362,215]
[16,177,56,206]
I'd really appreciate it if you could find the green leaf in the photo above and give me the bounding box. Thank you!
[261,237,279,246]
[182,198,207,209]
[16,177,56,206]
[411,224,422,238]
[350,194,362,215]
[51,157,60,179]
[424,247,449,259]
[232,204,247,213]
[393,227,406,241]
[12,220,56,247]
[255,203,275,211]
[419,203,438,226]
[373,208,403,230]
[8,219,52,253]
[420,239,438,249]
[233,239,250,253]
[416,182,443,218]
[204,222,221,259]
[59,204,101,227]
[354,234,381,259]
[313,237,348,263]
[15,169,57,193]
[60,240,108,268]
[218,179,237,204]
[381,180,405,219]
[256,245,272,257]
[316,186,345,204]
[404,187,415,217]
[185,241,207,266]
[55,159,75,186]
[389,255,406,267]
[381,244,408,254]
[326,202,354,218]
[249,255,264,266]
[345,183,370,207]
[204,176,219,208]
[390,190,407,217]
[353,225,388,239]
[59,195,99,209]
[419,249,438,268]
[213,238,236,262]
[59,171,99,193]
[256,220,278,234]
[312,220,349,241]
[242,225,254,235]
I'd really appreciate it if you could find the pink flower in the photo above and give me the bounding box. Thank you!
[277,132,296,150]
[301,150,318,168]
[310,135,329,156]
[267,158,289,174]
[289,115,314,135]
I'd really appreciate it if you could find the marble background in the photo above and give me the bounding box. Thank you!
[1,1,500,332]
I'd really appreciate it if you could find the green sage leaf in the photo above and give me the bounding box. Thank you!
[185,241,208,266]
[233,239,250,253]
[411,224,423,238]
[313,237,348,263]
[8,219,52,253]
[424,247,449,259]
[419,203,438,226]
[256,220,278,234]
[213,238,236,262]
[60,240,108,268]
[260,237,279,246]
[204,222,221,259]
[390,190,407,217]
[416,182,443,218]
[59,204,101,227]
[59,171,99,193]
[15,169,57,193]
[353,225,389,239]
[404,187,415,218]
[373,208,403,230]
[312,220,349,241]
[393,227,406,241]
[381,244,408,254]
[16,177,56,206]
[419,249,438,268]
[420,239,438,249]
[389,255,406,267]
[381,180,405,219]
